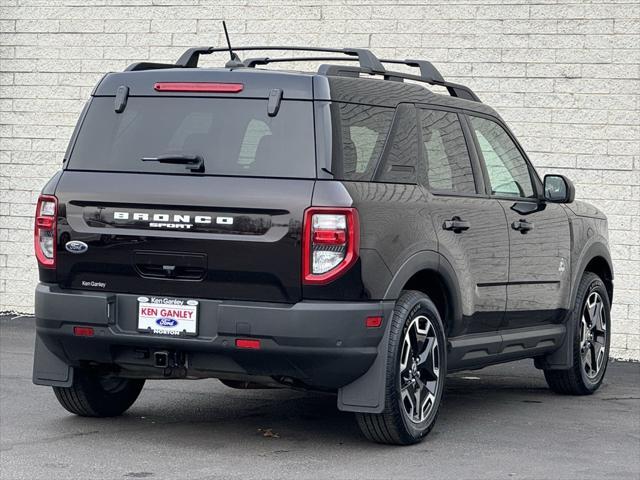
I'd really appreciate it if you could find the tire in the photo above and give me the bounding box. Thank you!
[544,272,611,395]
[53,370,145,417]
[356,290,447,445]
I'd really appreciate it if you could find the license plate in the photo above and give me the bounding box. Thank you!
[137,296,198,336]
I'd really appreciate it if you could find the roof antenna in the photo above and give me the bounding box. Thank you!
[223,21,243,68]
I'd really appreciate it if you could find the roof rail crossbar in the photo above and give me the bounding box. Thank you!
[244,56,362,68]
[172,46,386,72]
[123,45,479,102]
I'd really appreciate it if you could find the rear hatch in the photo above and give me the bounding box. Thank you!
[52,70,316,303]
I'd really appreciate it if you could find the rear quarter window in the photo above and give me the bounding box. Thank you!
[332,102,394,181]
[67,96,316,178]
[331,102,420,184]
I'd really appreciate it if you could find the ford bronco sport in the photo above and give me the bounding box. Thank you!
[33,45,613,445]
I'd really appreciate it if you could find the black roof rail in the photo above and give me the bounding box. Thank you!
[158,46,385,71]
[122,45,479,102]
[175,47,216,68]
[241,53,480,102]
[125,62,181,72]
[230,46,385,73]
[317,64,480,102]
[379,58,445,84]
[244,56,350,68]
[126,46,385,73]
[379,58,479,102]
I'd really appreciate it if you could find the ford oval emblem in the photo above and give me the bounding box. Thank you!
[156,318,178,327]
[65,240,88,254]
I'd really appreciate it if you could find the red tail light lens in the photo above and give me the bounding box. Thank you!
[154,82,244,93]
[235,339,261,350]
[73,326,95,337]
[34,195,57,268]
[366,316,383,328]
[302,207,359,285]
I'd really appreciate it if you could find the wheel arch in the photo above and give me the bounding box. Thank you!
[383,250,463,336]
[572,242,614,306]
[582,255,613,304]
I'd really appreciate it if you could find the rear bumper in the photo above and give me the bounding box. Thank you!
[33,283,394,391]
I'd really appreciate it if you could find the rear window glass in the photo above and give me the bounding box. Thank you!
[67,97,316,178]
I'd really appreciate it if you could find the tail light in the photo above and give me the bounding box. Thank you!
[34,194,57,268]
[302,207,359,285]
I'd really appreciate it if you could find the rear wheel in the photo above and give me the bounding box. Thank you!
[544,272,610,395]
[356,290,446,445]
[53,370,144,417]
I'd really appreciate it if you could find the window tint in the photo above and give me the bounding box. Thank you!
[469,116,535,198]
[68,97,315,178]
[333,102,394,181]
[374,103,419,184]
[419,109,475,194]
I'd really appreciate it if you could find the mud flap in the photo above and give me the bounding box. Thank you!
[534,310,573,370]
[32,334,74,387]
[337,303,394,414]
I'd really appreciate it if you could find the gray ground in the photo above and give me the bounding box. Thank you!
[1,315,638,480]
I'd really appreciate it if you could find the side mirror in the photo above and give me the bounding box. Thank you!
[544,174,575,203]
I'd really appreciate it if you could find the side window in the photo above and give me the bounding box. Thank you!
[469,116,535,198]
[419,109,476,194]
[334,103,394,181]
[374,103,419,184]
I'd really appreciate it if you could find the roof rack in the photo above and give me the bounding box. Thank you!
[244,55,480,102]
[127,46,385,73]
[124,45,480,102]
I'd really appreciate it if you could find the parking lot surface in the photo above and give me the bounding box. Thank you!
[1,315,638,480]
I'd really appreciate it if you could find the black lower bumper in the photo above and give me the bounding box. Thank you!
[33,284,394,392]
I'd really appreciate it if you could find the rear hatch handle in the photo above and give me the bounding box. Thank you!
[142,154,204,172]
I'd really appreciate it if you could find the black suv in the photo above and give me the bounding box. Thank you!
[33,46,613,445]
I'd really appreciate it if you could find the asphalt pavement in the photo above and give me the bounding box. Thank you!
[1,314,639,480]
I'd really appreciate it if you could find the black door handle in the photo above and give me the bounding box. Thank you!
[512,219,534,233]
[443,216,470,233]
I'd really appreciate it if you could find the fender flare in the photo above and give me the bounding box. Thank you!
[570,240,613,307]
[383,250,463,332]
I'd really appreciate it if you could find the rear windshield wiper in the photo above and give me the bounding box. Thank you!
[142,154,204,172]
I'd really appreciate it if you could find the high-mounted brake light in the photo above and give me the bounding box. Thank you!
[302,207,359,285]
[153,82,244,93]
[34,195,57,268]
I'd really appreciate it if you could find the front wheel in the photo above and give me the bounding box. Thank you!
[544,272,611,395]
[53,370,145,417]
[356,290,446,445]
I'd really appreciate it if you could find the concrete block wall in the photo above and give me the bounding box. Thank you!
[0,0,638,360]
